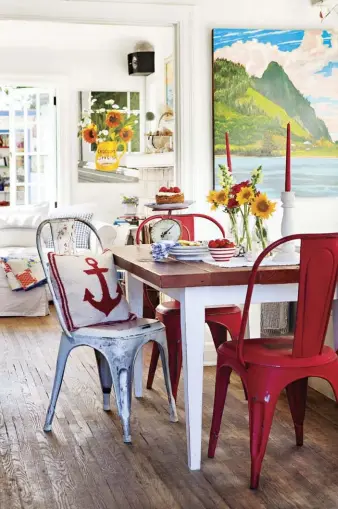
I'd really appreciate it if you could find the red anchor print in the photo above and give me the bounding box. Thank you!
[83,257,122,316]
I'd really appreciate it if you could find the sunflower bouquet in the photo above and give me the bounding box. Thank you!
[78,97,138,151]
[207,165,276,252]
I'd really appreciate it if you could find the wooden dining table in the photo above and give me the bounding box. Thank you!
[112,245,338,471]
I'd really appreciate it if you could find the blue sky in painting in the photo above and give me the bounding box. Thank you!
[213,28,332,53]
[213,28,338,141]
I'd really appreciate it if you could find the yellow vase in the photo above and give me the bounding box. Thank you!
[95,141,126,172]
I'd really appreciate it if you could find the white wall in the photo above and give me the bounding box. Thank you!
[0,20,173,221]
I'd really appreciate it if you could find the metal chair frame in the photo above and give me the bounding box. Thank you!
[36,218,177,443]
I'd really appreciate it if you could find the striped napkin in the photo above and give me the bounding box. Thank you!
[151,241,179,261]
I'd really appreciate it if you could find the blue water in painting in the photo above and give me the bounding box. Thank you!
[215,156,338,198]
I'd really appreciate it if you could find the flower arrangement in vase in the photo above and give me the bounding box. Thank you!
[78,97,138,172]
[207,165,276,256]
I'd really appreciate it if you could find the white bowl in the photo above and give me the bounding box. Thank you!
[209,247,236,262]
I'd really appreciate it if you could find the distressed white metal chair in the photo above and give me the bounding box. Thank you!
[36,218,178,443]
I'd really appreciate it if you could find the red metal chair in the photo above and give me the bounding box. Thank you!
[136,213,242,400]
[208,233,338,489]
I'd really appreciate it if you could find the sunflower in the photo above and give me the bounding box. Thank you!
[251,193,276,219]
[82,124,97,144]
[106,110,124,128]
[206,190,218,204]
[119,126,134,143]
[236,186,255,205]
[215,189,228,206]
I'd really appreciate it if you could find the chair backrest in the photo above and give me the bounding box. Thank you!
[36,218,103,337]
[237,233,338,365]
[135,213,225,244]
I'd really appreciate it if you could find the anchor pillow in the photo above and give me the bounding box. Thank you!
[47,250,132,331]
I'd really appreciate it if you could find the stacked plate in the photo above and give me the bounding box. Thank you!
[169,244,209,261]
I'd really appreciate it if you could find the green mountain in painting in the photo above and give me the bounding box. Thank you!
[213,59,336,156]
[254,62,331,142]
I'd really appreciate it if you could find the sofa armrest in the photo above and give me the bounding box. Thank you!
[91,220,117,250]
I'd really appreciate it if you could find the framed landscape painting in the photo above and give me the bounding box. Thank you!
[212,29,338,197]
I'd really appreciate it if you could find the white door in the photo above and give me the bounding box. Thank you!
[9,88,57,206]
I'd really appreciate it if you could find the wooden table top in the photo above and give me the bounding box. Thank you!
[112,245,300,289]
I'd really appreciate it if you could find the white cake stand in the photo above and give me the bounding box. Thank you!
[145,200,195,214]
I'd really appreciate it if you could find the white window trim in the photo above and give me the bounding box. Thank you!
[0,1,196,203]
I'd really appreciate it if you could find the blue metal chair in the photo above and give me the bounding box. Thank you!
[36,217,177,443]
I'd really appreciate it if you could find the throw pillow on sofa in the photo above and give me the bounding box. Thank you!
[45,212,94,250]
[0,228,38,248]
[48,250,131,331]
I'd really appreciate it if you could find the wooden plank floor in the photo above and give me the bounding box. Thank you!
[1,311,338,509]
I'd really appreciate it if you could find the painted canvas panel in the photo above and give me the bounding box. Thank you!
[165,57,174,110]
[213,29,338,197]
[78,91,140,183]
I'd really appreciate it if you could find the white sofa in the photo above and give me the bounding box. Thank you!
[0,202,118,317]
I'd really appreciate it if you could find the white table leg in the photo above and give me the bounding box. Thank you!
[332,300,338,352]
[247,303,261,338]
[180,287,205,470]
[126,273,144,397]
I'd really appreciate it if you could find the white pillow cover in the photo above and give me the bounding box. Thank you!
[0,214,43,229]
[0,202,49,247]
[48,250,131,331]
[0,228,37,248]
[0,202,49,219]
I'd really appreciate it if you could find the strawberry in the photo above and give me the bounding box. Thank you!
[209,240,217,248]
[173,187,181,193]
[159,186,167,192]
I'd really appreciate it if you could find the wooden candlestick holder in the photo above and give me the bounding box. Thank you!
[273,191,300,264]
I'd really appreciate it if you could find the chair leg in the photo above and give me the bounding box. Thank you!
[95,350,113,411]
[157,338,178,423]
[146,343,160,390]
[207,320,248,401]
[208,365,232,458]
[109,363,133,444]
[207,321,227,349]
[147,315,182,400]
[44,334,73,432]
[249,396,277,489]
[117,368,132,443]
[286,377,308,446]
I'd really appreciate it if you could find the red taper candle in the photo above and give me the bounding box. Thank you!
[225,132,232,172]
[285,123,291,192]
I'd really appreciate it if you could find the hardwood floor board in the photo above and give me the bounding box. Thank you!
[2,311,338,508]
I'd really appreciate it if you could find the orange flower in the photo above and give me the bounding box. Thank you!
[119,126,134,142]
[106,110,124,128]
[82,124,97,144]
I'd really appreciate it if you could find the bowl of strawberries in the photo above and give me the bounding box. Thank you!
[208,238,237,262]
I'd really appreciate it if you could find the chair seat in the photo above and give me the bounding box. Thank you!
[219,338,337,368]
[157,300,241,317]
[73,318,164,340]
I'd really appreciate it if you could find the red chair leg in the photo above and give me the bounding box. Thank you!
[146,343,160,389]
[148,312,182,399]
[249,395,277,489]
[207,321,227,349]
[286,377,308,446]
[207,319,248,400]
[208,365,232,458]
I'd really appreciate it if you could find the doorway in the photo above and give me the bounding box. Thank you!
[0,86,57,207]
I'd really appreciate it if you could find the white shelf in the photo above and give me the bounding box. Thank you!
[125,152,174,168]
